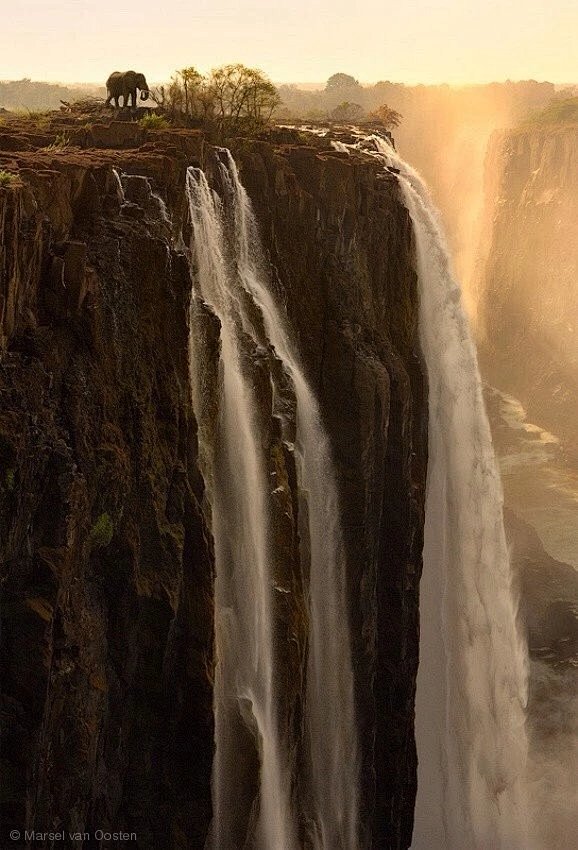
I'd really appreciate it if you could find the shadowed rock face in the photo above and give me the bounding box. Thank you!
[0,115,427,849]
[0,137,214,848]
[233,136,427,846]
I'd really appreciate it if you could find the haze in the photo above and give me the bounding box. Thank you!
[5,0,578,85]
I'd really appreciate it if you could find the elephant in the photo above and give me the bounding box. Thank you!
[105,71,150,108]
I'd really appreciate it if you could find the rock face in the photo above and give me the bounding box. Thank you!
[0,115,427,848]
[234,137,427,847]
[476,125,578,454]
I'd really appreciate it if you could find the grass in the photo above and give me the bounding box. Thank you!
[44,131,71,151]
[0,170,17,187]
[139,112,169,129]
[523,96,578,126]
[25,109,50,120]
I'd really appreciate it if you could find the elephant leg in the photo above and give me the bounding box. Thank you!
[131,89,138,108]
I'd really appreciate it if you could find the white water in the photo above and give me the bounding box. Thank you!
[111,167,126,203]
[151,189,170,223]
[186,151,360,849]
[371,137,531,849]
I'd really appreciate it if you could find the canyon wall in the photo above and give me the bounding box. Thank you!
[0,117,427,848]
[0,130,214,848]
[475,125,578,453]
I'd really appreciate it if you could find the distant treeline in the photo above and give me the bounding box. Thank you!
[276,76,564,123]
[0,79,103,110]
[1,75,572,125]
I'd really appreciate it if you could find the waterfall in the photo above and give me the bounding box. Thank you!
[111,167,126,203]
[186,151,360,849]
[372,137,531,849]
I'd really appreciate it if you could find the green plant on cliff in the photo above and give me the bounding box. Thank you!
[4,468,15,491]
[44,131,71,150]
[90,512,114,548]
[139,112,169,129]
[0,170,17,187]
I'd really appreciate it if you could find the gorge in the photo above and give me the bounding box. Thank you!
[0,108,572,849]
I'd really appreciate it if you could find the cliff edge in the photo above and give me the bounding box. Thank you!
[0,113,426,848]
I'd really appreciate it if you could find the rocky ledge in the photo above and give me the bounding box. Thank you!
[0,112,426,848]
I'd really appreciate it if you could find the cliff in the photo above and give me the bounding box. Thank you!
[0,114,426,848]
[476,125,578,454]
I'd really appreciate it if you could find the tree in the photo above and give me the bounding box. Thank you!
[152,64,280,139]
[330,101,365,121]
[206,64,280,138]
[326,73,360,90]
[367,104,403,130]
[179,66,205,116]
[152,67,206,119]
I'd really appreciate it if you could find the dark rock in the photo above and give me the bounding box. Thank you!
[0,120,427,849]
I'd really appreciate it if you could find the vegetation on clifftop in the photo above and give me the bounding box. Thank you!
[523,96,578,126]
[153,63,280,140]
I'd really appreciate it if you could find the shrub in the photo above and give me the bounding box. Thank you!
[0,170,17,187]
[140,112,169,129]
[44,131,70,150]
[25,108,50,120]
[90,512,114,548]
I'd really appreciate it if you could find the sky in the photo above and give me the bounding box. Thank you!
[5,0,577,86]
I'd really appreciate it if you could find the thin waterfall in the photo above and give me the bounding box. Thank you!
[111,168,126,203]
[186,152,360,849]
[186,167,296,850]
[372,137,531,849]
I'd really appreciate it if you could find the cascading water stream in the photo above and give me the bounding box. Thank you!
[186,152,360,849]
[186,167,294,850]
[371,137,531,849]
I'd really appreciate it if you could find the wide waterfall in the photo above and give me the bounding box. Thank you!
[372,138,531,849]
[186,151,360,849]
